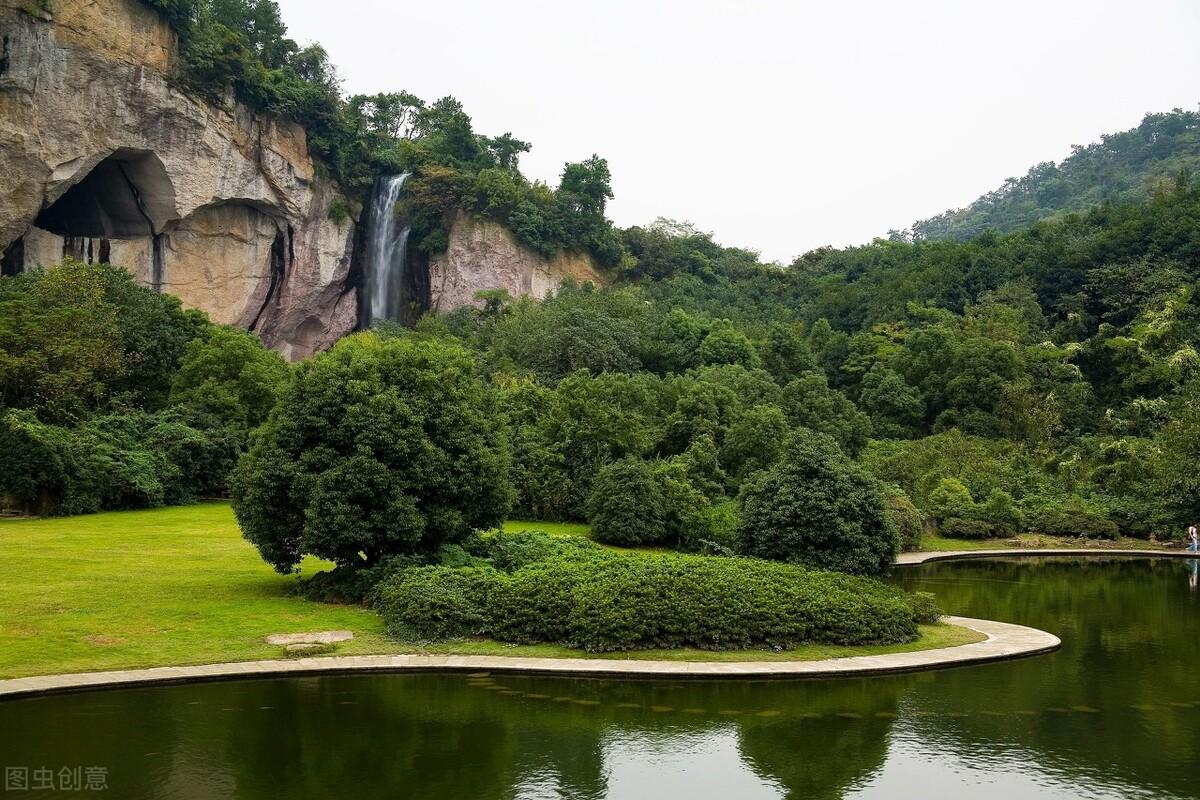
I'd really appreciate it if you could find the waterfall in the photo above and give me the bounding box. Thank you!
[362,173,411,325]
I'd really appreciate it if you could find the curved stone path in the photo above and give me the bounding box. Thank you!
[0,616,1058,699]
[897,547,1198,566]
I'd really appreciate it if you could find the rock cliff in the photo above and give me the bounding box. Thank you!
[0,0,356,358]
[0,0,605,356]
[429,213,605,312]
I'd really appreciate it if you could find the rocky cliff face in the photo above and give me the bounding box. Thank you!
[429,213,605,312]
[0,0,605,356]
[0,0,356,358]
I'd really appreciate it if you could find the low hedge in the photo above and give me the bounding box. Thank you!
[370,566,496,640]
[1026,506,1119,539]
[939,517,1001,539]
[370,537,938,652]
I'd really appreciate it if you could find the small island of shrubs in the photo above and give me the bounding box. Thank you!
[369,533,939,652]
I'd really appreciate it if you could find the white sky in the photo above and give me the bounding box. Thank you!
[277,0,1200,263]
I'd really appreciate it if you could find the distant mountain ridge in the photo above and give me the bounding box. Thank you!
[901,107,1200,242]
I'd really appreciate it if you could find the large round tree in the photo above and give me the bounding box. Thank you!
[231,332,513,572]
[737,429,897,576]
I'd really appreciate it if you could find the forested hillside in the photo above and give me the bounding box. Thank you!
[904,108,1200,241]
[410,180,1200,541]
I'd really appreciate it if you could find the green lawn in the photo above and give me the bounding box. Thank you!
[917,531,1180,552]
[502,519,594,538]
[0,503,980,679]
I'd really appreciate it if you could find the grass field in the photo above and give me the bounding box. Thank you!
[502,519,593,538]
[0,503,980,679]
[917,531,1179,552]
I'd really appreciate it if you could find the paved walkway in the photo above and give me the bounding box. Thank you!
[0,616,1058,699]
[897,547,1199,565]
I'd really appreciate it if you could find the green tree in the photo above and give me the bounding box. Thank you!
[720,404,789,487]
[543,370,661,515]
[928,478,975,522]
[859,363,925,438]
[169,326,290,432]
[883,487,925,551]
[737,430,898,576]
[0,261,203,424]
[498,379,572,521]
[231,333,513,572]
[698,324,760,368]
[558,155,613,215]
[780,371,872,457]
[586,457,666,546]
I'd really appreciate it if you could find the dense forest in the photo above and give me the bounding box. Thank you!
[419,176,1200,542]
[4,177,1198,545]
[904,108,1200,241]
[2,0,1198,554]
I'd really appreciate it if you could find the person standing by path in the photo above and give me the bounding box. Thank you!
[1190,523,1199,553]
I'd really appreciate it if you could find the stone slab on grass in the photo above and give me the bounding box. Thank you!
[265,631,354,646]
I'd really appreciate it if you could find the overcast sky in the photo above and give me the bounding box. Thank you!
[277,0,1200,263]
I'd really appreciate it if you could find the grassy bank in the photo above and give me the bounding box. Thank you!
[917,531,1181,552]
[0,503,979,679]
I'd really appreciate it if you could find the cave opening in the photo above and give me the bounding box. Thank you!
[34,149,177,239]
[26,149,177,284]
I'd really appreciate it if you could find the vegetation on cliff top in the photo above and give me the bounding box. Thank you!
[136,0,622,266]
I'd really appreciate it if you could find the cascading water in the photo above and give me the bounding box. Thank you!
[362,173,411,325]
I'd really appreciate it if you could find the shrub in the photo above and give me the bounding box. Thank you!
[586,457,667,545]
[976,488,1024,534]
[883,487,925,551]
[1023,496,1120,539]
[370,566,499,640]
[298,555,426,604]
[939,517,997,539]
[928,477,975,521]
[465,529,602,571]
[488,560,594,643]
[678,499,740,555]
[908,592,942,624]
[737,430,898,576]
[231,333,513,572]
[372,538,935,652]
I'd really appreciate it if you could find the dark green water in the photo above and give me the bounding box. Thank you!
[2,557,1198,799]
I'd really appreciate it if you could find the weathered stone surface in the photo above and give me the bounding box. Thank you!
[0,0,357,356]
[429,213,605,312]
[265,631,354,646]
[161,203,278,327]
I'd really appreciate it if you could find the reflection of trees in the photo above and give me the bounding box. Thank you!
[210,675,609,800]
[734,680,901,800]
[0,687,189,797]
[0,672,908,800]
[897,557,1200,798]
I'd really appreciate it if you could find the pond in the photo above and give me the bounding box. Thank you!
[1,557,1198,799]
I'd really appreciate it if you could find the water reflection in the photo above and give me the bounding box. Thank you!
[1,558,1197,799]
